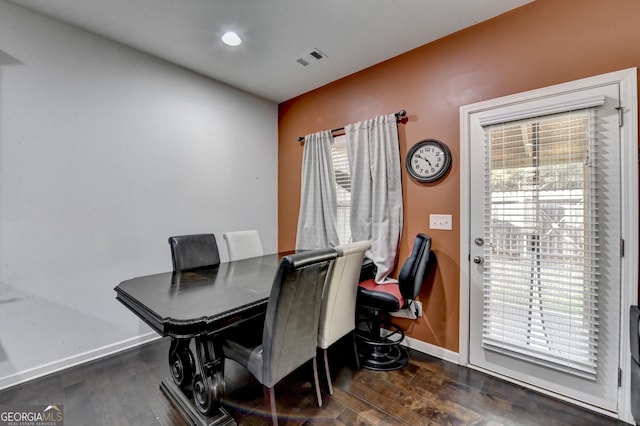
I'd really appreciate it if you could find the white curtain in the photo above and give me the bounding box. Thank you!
[345,114,403,283]
[295,130,340,250]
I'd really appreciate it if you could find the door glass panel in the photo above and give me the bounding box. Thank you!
[482,109,599,379]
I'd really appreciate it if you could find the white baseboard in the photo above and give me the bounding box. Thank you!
[379,329,459,364]
[0,332,160,391]
[402,335,460,364]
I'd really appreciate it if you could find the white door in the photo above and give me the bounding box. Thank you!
[468,82,622,411]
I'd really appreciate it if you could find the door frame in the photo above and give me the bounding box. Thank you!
[459,68,638,423]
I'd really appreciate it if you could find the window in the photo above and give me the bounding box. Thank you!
[331,135,351,244]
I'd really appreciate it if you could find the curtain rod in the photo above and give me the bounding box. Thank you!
[296,110,407,142]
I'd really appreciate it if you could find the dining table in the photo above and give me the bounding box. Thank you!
[114,251,293,426]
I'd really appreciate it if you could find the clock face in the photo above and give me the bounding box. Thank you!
[406,139,451,182]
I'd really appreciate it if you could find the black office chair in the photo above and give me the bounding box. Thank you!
[166,233,221,395]
[356,233,432,371]
[631,305,640,425]
[168,233,220,271]
[222,249,337,425]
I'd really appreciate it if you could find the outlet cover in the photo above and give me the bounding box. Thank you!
[429,214,452,230]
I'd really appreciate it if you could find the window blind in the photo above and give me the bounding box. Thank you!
[331,135,352,244]
[481,108,600,379]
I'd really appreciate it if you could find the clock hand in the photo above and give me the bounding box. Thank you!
[417,155,432,166]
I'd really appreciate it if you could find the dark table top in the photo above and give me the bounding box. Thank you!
[115,252,292,338]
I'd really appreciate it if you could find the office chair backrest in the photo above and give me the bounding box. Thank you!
[261,248,337,388]
[631,305,640,424]
[631,305,640,364]
[223,229,264,261]
[318,240,371,349]
[397,233,432,304]
[168,233,220,271]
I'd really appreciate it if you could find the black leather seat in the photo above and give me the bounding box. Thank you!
[631,305,640,425]
[356,233,433,371]
[165,233,221,394]
[168,233,220,271]
[222,248,337,425]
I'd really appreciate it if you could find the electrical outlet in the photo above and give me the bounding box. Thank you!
[429,214,452,230]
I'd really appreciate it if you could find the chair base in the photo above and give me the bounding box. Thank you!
[359,343,408,371]
[356,320,409,371]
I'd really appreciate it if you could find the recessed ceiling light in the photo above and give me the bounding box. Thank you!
[221,31,242,47]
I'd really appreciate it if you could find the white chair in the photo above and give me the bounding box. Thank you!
[318,240,371,394]
[223,229,264,261]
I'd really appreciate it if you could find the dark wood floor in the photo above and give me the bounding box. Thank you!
[0,337,626,425]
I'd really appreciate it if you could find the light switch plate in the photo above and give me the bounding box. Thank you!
[429,214,452,230]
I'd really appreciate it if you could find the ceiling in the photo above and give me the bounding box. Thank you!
[10,0,533,103]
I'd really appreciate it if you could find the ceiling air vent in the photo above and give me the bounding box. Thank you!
[296,48,327,66]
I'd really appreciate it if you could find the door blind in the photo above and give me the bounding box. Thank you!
[481,107,600,379]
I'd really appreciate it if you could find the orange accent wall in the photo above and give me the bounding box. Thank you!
[278,0,640,353]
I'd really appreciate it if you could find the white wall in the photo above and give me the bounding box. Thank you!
[0,0,278,388]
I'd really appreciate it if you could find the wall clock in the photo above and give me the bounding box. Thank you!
[406,139,452,183]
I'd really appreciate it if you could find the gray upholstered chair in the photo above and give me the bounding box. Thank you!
[318,240,371,395]
[222,229,264,261]
[168,233,220,271]
[222,248,337,425]
[631,305,640,425]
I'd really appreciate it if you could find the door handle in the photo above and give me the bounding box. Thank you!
[473,256,484,265]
